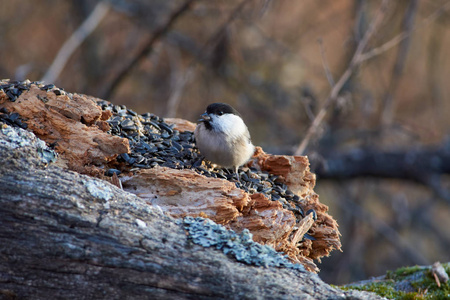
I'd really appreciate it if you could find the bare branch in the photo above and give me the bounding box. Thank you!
[381,0,418,125]
[294,1,450,156]
[41,1,110,83]
[359,1,450,63]
[101,0,196,100]
[317,38,335,87]
[165,0,250,117]
[165,44,192,118]
[314,145,450,203]
[294,0,389,155]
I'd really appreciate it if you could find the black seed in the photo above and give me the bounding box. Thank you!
[147,145,158,153]
[168,146,179,154]
[127,109,137,116]
[296,205,305,217]
[303,233,316,241]
[18,84,29,90]
[273,185,285,195]
[9,88,19,96]
[37,94,49,103]
[121,119,134,128]
[9,113,19,121]
[17,120,28,129]
[192,160,203,168]
[106,169,121,176]
[154,143,164,150]
[134,142,149,153]
[148,121,161,131]
[162,161,176,168]
[135,155,145,164]
[119,153,131,163]
[159,122,174,134]
[196,167,209,174]
[130,163,146,168]
[261,187,272,194]
[272,194,281,201]
[6,90,17,101]
[306,209,317,221]
[249,178,261,184]
[172,141,183,151]
[150,158,165,163]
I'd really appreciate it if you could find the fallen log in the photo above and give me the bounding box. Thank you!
[0,125,381,299]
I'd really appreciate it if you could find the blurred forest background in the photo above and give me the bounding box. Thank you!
[1,0,449,285]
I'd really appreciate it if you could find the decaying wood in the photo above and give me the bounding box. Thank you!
[251,147,316,197]
[0,84,341,273]
[291,213,315,247]
[0,125,382,299]
[164,117,197,132]
[0,86,129,175]
[121,167,252,224]
[431,261,449,287]
[250,147,341,263]
[121,149,341,272]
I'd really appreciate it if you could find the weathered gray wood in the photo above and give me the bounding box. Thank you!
[0,127,382,300]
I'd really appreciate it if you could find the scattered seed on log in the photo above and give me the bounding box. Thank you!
[0,79,312,223]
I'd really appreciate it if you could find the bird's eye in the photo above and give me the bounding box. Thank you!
[218,111,223,116]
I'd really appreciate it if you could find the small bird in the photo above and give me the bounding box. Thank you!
[194,103,255,179]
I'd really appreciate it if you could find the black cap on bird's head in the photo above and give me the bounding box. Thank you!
[205,103,240,116]
[198,103,241,123]
[198,102,241,124]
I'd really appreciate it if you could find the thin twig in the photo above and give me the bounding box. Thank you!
[317,38,335,87]
[41,1,110,83]
[424,174,450,204]
[165,44,191,118]
[101,0,196,100]
[294,0,389,156]
[359,1,450,63]
[165,0,250,117]
[381,0,418,125]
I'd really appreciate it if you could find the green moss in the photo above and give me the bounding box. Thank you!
[339,263,450,299]
[386,265,424,280]
[339,282,417,299]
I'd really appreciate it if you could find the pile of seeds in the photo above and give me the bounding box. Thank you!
[98,100,309,219]
[0,108,28,129]
[0,79,72,131]
[0,79,311,221]
[0,79,71,101]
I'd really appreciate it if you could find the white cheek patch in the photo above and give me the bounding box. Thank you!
[212,114,248,140]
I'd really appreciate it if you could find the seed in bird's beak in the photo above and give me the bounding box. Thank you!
[199,113,211,122]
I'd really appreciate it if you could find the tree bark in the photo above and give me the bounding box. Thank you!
[0,126,381,299]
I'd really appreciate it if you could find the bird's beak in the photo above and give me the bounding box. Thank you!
[198,113,211,122]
